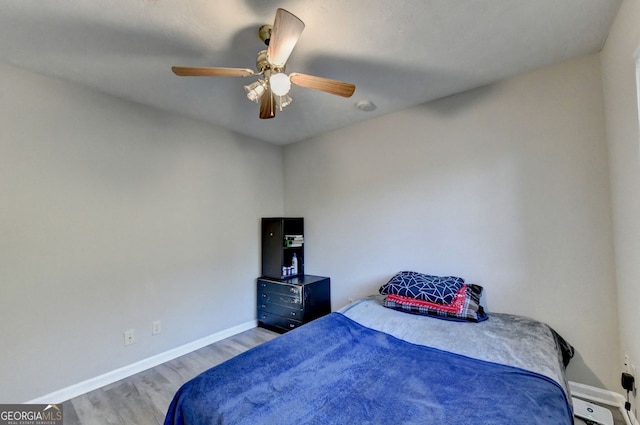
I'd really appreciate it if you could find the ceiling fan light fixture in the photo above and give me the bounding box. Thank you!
[275,94,293,111]
[269,72,291,96]
[244,80,266,103]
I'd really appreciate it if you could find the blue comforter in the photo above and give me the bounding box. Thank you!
[164,313,572,425]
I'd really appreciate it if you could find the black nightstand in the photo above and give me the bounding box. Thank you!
[257,275,331,333]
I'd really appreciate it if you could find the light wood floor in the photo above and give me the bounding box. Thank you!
[61,326,279,425]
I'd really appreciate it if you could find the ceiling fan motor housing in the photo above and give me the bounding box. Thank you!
[259,25,272,46]
[256,50,284,74]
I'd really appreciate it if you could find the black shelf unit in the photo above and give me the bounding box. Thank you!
[261,217,304,279]
[258,217,331,332]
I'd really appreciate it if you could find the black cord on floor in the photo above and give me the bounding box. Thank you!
[625,389,633,425]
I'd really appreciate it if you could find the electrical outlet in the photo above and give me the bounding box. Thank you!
[624,354,631,373]
[152,320,161,335]
[124,329,136,346]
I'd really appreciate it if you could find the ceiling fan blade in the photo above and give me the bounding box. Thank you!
[259,86,276,119]
[171,66,255,77]
[266,9,305,67]
[289,73,356,98]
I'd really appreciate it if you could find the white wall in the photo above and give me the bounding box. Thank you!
[601,0,640,412]
[284,54,619,390]
[0,65,283,402]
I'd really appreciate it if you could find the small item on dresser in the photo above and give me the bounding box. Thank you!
[292,253,298,275]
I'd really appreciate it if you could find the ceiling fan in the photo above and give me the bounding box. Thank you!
[172,8,356,119]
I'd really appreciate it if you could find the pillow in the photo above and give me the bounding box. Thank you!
[385,284,468,314]
[379,271,465,305]
[383,284,488,322]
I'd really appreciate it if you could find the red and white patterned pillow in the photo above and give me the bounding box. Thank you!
[383,283,488,322]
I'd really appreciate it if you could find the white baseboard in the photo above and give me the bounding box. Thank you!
[26,320,257,404]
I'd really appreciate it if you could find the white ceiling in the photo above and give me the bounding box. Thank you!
[0,0,622,145]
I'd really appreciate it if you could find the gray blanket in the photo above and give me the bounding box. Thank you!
[340,295,569,396]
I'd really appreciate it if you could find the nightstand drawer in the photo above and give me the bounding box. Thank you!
[258,280,302,297]
[258,290,302,307]
[258,302,302,319]
[258,311,302,331]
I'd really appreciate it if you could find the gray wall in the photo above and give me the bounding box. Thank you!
[601,0,640,413]
[284,54,620,390]
[0,64,284,402]
[1,42,630,403]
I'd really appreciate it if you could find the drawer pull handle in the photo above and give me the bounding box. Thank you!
[289,324,295,328]
[262,294,267,298]
[291,312,296,316]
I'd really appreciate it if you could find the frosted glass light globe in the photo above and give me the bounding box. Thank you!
[270,73,291,96]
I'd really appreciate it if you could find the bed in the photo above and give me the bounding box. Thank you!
[164,293,574,425]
